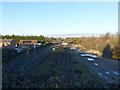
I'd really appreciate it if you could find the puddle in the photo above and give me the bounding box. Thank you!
[97,73,107,79]
[80,54,97,58]
[94,63,98,66]
[106,72,109,74]
[98,72,119,83]
[112,71,119,75]
[80,54,86,56]
[52,48,55,51]
[97,73,102,76]
[70,47,76,50]
[87,58,94,61]
[106,71,119,75]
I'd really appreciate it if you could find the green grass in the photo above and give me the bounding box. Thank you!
[72,54,91,79]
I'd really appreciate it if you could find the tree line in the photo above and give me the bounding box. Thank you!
[64,32,120,59]
[1,35,46,43]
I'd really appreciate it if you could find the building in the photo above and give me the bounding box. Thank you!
[19,40,43,48]
[0,39,16,48]
[19,40,37,44]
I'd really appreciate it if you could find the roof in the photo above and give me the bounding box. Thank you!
[0,39,14,43]
[19,40,37,44]
[19,40,37,41]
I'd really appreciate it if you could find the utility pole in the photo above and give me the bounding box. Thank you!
[34,44,36,56]
[34,44,36,67]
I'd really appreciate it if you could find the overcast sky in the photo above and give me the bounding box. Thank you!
[2,2,118,36]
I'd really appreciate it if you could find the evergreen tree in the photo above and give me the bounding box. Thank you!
[102,44,112,59]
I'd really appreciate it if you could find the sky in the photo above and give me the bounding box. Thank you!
[1,2,118,36]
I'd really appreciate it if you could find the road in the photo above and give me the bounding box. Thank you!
[75,50,120,84]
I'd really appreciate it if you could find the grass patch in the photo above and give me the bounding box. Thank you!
[72,54,91,80]
[54,47,64,53]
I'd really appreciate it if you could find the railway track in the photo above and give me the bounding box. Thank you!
[3,46,76,88]
[65,48,74,83]
[57,48,74,83]
[18,51,53,77]
[3,44,51,68]
[2,44,53,77]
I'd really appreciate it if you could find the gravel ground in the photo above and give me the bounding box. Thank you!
[76,51,120,84]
